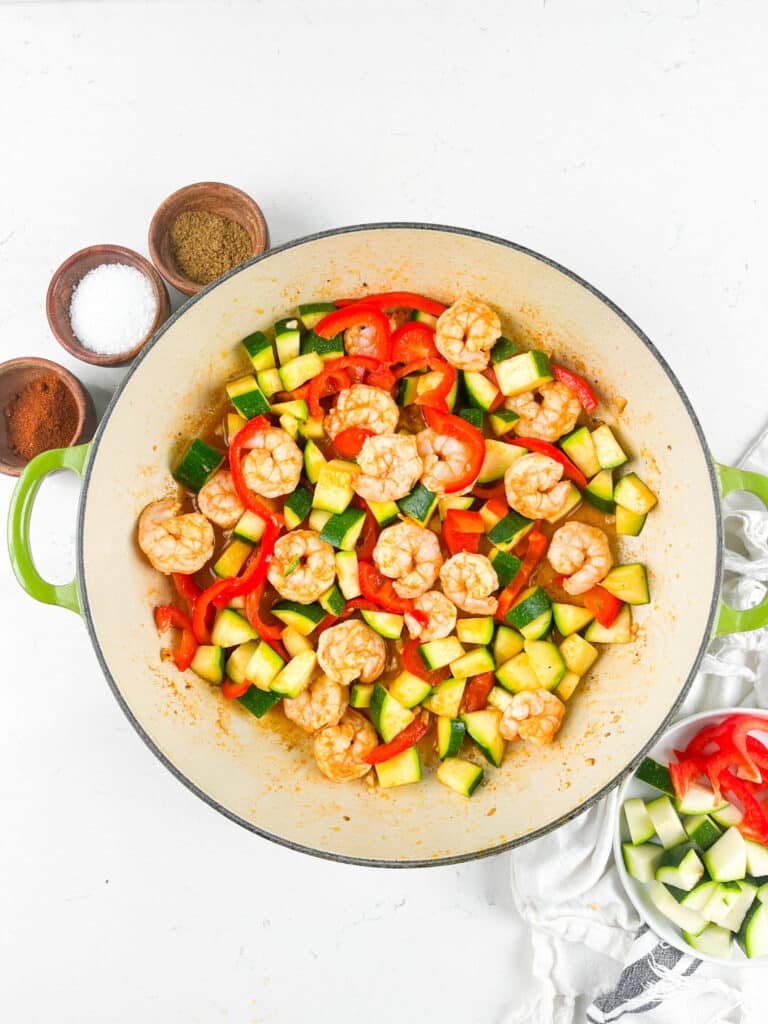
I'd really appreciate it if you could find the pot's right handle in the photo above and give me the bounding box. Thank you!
[6,444,90,615]
[715,462,768,634]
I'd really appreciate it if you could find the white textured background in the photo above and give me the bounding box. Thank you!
[1,2,767,1021]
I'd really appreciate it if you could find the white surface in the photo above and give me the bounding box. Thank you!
[1,1,767,1021]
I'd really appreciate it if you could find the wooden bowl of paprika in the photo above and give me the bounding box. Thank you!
[148,181,269,297]
[0,358,96,476]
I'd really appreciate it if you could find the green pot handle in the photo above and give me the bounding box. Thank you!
[715,462,768,634]
[6,444,90,615]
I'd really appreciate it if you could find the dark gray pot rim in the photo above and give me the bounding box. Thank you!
[77,221,722,868]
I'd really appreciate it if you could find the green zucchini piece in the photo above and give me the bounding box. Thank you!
[495,652,539,693]
[614,472,658,515]
[524,639,566,689]
[360,610,404,639]
[173,439,223,491]
[274,317,302,364]
[298,416,325,441]
[226,374,270,419]
[558,633,599,675]
[648,881,707,935]
[308,508,331,533]
[284,485,313,530]
[366,498,401,527]
[335,550,361,599]
[439,495,475,521]
[449,647,495,678]
[281,626,312,657]
[584,468,614,513]
[616,506,647,537]
[418,636,465,670]
[303,439,327,483]
[555,671,581,701]
[375,747,422,789]
[463,370,499,410]
[225,640,259,685]
[737,899,768,958]
[487,685,514,712]
[256,368,282,398]
[461,708,505,767]
[298,302,336,330]
[458,407,484,428]
[319,508,367,550]
[655,843,706,891]
[225,413,246,444]
[437,757,483,796]
[455,617,495,646]
[213,538,253,578]
[591,425,628,469]
[706,881,756,931]
[490,336,519,363]
[436,717,466,759]
[489,548,522,588]
[646,795,687,849]
[312,461,356,514]
[712,803,743,828]
[601,564,650,605]
[519,608,553,640]
[301,329,344,361]
[233,510,267,543]
[544,483,582,524]
[674,782,726,816]
[350,683,374,709]
[210,609,258,647]
[270,650,317,698]
[278,353,324,392]
[623,797,656,845]
[488,408,520,437]
[622,842,664,882]
[494,350,552,397]
[493,624,524,665]
[270,398,310,420]
[411,309,439,328]
[370,683,414,742]
[505,586,551,629]
[552,603,594,637]
[635,757,675,796]
[422,677,466,718]
[245,641,286,691]
[241,330,276,371]
[487,510,534,551]
[584,604,632,643]
[319,583,346,617]
[190,645,225,684]
[683,814,723,850]
[270,601,326,636]
[560,426,600,479]
[683,923,733,958]
[703,827,748,882]
[389,671,432,709]
[238,687,281,718]
[477,440,524,483]
[746,839,768,877]
[398,483,439,526]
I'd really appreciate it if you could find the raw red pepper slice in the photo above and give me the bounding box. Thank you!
[307,356,383,418]
[551,364,598,413]
[422,407,486,493]
[154,605,198,672]
[401,639,449,685]
[358,561,412,614]
[221,677,252,700]
[747,735,768,776]
[335,291,446,318]
[314,305,391,363]
[682,721,731,758]
[669,757,704,801]
[229,417,284,524]
[718,768,768,843]
[510,437,587,489]
[462,672,496,713]
[333,427,374,459]
[244,578,284,643]
[496,526,549,620]
[391,322,439,364]
[720,714,768,783]
[364,716,430,764]
[583,585,623,629]
[443,508,485,555]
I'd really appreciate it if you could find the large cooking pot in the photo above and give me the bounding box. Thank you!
[8,224,768,867]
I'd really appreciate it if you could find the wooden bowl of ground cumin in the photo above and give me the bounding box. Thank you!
[0,358,96,476]
[148,182,269,296]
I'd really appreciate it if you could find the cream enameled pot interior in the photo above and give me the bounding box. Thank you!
[79,226,719,864]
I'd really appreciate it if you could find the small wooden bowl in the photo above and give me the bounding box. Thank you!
[0,357,96,476]
[148,181,269,297]
[46,245,171,367]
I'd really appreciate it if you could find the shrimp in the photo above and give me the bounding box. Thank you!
[500,690,565,746]
[313,709,378,782]
[317,620,387,685]
[344,308,408,357]
[547,521,613,596]
[505,381,580,443]
[196,469,244,528]
[439,552,499,615]
[404,590,457,641]
[373,521,442,599]
[241,426,302,499]
[416,428,477,495]
[354,434,423,503]
[283,674,348,733]
[138,498,214,575]
[324,385,399,442]
[267,530,337,603]
[504,452,572,520]
[435,294,501,371]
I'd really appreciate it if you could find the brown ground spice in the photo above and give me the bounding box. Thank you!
[169,209,252,285]
[4,373,78,460]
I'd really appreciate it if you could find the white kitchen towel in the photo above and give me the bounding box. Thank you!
[506,427,768,1024]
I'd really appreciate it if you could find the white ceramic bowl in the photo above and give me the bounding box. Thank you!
[614,706,768,964]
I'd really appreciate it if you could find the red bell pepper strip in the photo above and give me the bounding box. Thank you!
[363,365,397,394]
[443,509,485,555]
[192,579,230,645]
[669,757,705,802]
[358,561,412,614]
[244,578,284,643]
[220,677,252,700]
[682,721,732,758]
[462,672,496,713]
[391,321,439,364]
[414,361,456,411]
[355,504,379,562]
[482,367,505,412]
[509,438,587,489]
[483,497,509,523]
[229,417,283,524]
[422,408,486,492]
[154,605,198,672]
[551,364,598,413]
[747,735,768,776]
[401,638,449,685]
[496,526,549,620]
[718,768,768,843]
[172,573,202,610]
[718,714,768,783]
[314,305,391,363]
[364,716,430,765]
[333,427,374,459]
[307,356,383,418]
[335,291,447,318]
[583,586,623,629]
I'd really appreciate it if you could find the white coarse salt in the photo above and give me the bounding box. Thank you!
[69,263,158,356]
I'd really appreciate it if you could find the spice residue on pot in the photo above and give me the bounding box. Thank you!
[69,263,158,357]
[4,373,78,460]
[169,209,252,285]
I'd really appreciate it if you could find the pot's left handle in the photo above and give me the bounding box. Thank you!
[716,462,768,634]
[6,444,90,615]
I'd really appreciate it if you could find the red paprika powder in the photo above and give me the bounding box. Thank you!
[4,373,78,460]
